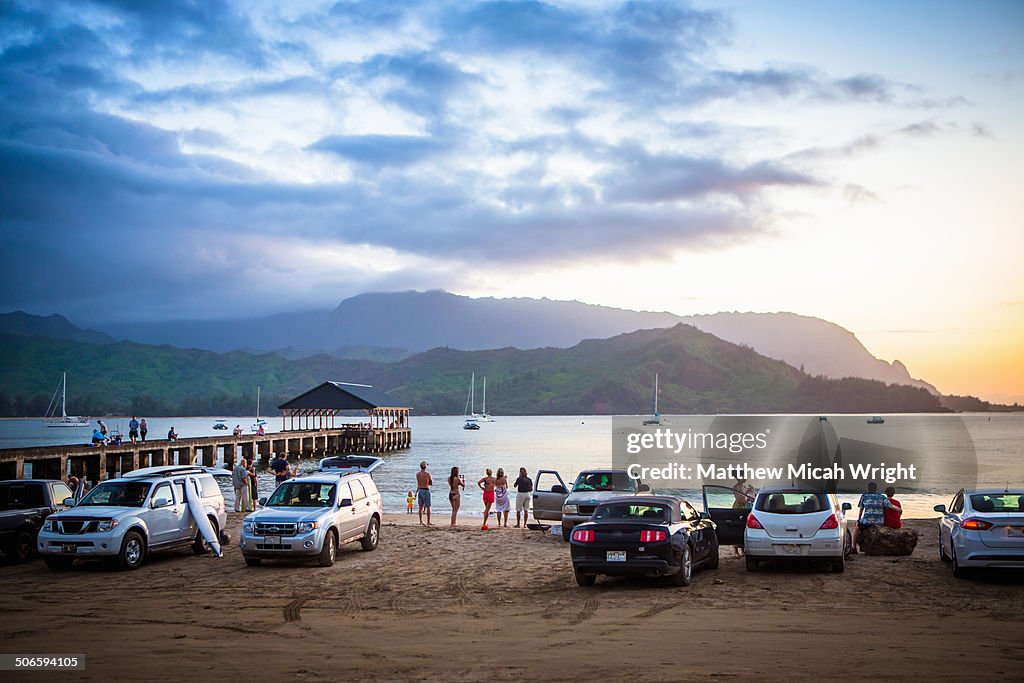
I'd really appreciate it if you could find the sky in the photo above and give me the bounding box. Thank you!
[1,0,1022,403]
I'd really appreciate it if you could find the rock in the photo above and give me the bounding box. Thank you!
[859,525,918,556]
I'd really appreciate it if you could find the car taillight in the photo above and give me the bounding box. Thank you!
[819,514,839,530]
[640,529,667,542]
[746,514,763,529]
[962,518,993,530]
[572,528,595,542]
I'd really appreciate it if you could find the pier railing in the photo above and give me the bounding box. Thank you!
[0,425,411,484]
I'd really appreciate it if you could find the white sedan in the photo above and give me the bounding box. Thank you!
[935,487,1024,578]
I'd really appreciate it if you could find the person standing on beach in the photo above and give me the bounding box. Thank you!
[139,418,148,442]
[128,416,139,444]
[494,468,511,528]
[232,458,250,513]
[416,461,433,526]
[247,459,259,511]
[852,482,901,552]
[514,467,533,528]
[449,466,465,527]
[883,486,903,529]
[478,469,496,531]
[270,452,292,486]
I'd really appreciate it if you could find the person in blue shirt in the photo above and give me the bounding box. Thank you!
[91,429,105,446]
[853,481,902,553]
[128,416,140,443]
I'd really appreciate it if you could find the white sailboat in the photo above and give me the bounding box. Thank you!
[464,372,482,425]
[251,386,267,432]
[477,376,496,422]
[44,372,89,427]
[642,373,664,426]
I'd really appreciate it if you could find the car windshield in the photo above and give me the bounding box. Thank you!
[573,472,637,492]
[593,503,670,521]
[266,482,336,508]
[755,491,830,514]
[78,481,152,507]
[970,493,1024,513]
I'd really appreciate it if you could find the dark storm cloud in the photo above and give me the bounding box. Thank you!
[0,0,968,317]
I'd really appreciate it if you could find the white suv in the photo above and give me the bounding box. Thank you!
[240,472,382,567]
[744,484,852,573]
[38,466,228,571]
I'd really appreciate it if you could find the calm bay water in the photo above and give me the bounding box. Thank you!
[2,413,1021,518]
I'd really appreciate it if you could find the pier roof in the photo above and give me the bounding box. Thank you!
[278,381,409,411]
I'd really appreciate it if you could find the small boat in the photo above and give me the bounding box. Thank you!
[464,372,486,423]
[867,416,885,424]
[319,455,384,474]
[44,372,89,427]
[642,373,664,426]
[477,376,496,422]
[463,420,481,430]
[212,419,228,430]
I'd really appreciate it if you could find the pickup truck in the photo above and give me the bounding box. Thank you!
[0,479,76,563]
[532,469,652,541]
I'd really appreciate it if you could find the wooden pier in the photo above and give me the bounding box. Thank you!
[0,424,412,484]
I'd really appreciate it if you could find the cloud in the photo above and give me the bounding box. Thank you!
[0,0,975,318]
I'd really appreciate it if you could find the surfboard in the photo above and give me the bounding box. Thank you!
[185,475,222,557]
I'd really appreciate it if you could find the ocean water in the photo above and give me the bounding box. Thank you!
[2,413,1022,518]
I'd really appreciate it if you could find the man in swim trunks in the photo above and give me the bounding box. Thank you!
[416,461,433,526]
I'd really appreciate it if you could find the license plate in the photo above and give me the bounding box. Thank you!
[607,551,627,562]
[264,535,280,545]
[782,544,800,555]
[1007,527,1024,538]
[62,544,77,553]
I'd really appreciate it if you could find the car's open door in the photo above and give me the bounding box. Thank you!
[532,470,569,522]
[702,484,753,546]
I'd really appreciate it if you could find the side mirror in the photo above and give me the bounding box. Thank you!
[258,497,267,506]
[62,497,76,507]
[699,511,710,520]
[340,498,353,508]
[152,497,170,508]
[551,485,567,495]
[841,502,852,511]
[638,483,651,492]
[933,504,946,513]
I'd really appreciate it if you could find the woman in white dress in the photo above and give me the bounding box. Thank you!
[493,467,511,528]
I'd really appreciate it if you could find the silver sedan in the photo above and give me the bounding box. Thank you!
[934,487,1024,578]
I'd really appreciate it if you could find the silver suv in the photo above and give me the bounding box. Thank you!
[240,472,382,567]
[38,466,228,571]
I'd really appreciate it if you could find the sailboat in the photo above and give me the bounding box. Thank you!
[642,373,664,426]
[44,372,89,427]
[463,372,482,426]
[477,376,496,422]
[251,386,268,432]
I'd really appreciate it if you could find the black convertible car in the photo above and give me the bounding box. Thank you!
[569,495,719,586]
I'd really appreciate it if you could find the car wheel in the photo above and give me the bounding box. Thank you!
[117,531,146,571]
[574,568,596,586]
[360,518,380,551]
[745,556,759,572]
[244,557,261,567]
[951,544,969,579]
[832,553,846,573]
[192,519,217,555]
[844,530,853,557]
[938,532,950,562]
[44,556,74,571]
[562,524,572,542]
[13,529,34,563]
[672,544,693,586]
[707,537,720,570]
[318,530,337,567]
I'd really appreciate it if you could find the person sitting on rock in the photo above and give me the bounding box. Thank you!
[852,481,901,553]
[883,486,903,529]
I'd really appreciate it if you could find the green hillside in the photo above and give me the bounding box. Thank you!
[0,325,945,416]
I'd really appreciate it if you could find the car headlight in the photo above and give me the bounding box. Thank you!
[563,504,578,515]
[243,521,254,534]
[96,519,118,532]
[297,521,319,533]
[42,519,55,532]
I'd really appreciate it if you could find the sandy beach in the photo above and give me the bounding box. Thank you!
[1,514,1022,681]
